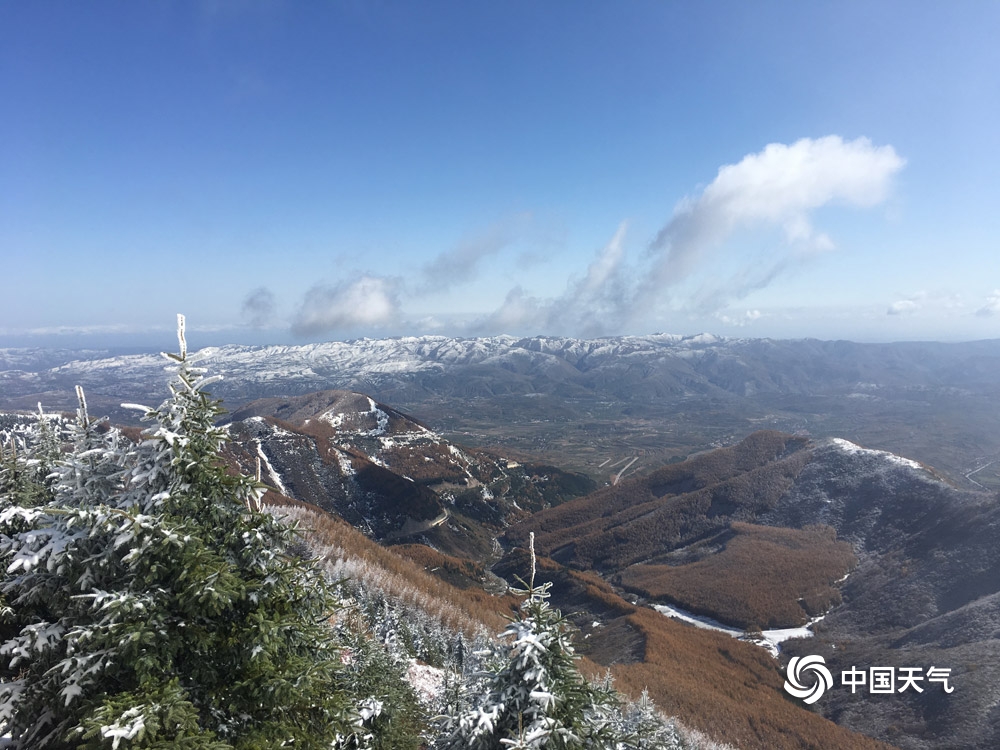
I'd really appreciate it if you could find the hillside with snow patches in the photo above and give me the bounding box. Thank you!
[218,398,1000,750]
[219,390,594,557]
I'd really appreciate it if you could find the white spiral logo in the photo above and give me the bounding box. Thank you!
[784,655,834,704]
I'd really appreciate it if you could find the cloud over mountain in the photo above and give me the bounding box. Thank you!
[977,290,1000,317]
[887,293,925,316]
[477,222,630,336]
[242,287,276,328]
[284,137,905,339]
[641,136,905,310]
[477,137,905,334]
[418,214,537,294]
[292,275,402,335]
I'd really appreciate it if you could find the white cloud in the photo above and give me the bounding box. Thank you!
[887,291,968,317]
[419,216,529,294]
[480,286,545,333]
[476,222,630,336]
[887,296,923,316]
[714,309,764,327]
[644,136,905,308]
[976,290,1000,317]
[292,275,401,335]
[241,287,276,328]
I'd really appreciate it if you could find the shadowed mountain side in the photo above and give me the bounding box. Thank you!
[224,416,444,539]
[760,441,1000,749]
[222,391,595,559]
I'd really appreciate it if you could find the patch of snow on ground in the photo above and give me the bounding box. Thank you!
[366,397,389,435]
[334,449,355,477]
[446,443,475,478]
[320,411,344,429]
[267,422,296,439]
[829,437,922,470]
[255,440,289,496]
[651,602,822,658]
[407,660,445,705]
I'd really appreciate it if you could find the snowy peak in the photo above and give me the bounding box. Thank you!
[228,389,425,438]
[825,437,924,472]
[227,390,484,488]
[759,435,965,554]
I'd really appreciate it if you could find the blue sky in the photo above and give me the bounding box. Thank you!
[2,1,999,347]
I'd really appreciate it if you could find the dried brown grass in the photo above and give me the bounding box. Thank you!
[611,608,894,750]
[619,523,856,629]
[267,497,515,636]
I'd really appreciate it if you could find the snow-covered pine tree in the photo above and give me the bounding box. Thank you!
[0,408,66,689]
[0,315,350,749]
[333,624,425,750]
[0,405,63,511]
[616,689,685,750]
[433,533,621,750]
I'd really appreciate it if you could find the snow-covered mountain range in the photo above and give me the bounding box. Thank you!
[4,333,1000,484]
[5,333,1000,405]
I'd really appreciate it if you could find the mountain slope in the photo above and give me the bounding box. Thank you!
[506,431,817,577]
[501,431,1000,749]
[221,390,594,559]
[763,439,1000,750]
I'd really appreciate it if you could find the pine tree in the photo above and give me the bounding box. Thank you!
[333,625,425,750]
[0,405,63,511]
[433,534,621,750]
[616,689,685,750]
[0,315,350,749]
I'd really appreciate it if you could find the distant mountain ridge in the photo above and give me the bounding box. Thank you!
[3,333,1000,483]
[6,333,1000,400]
